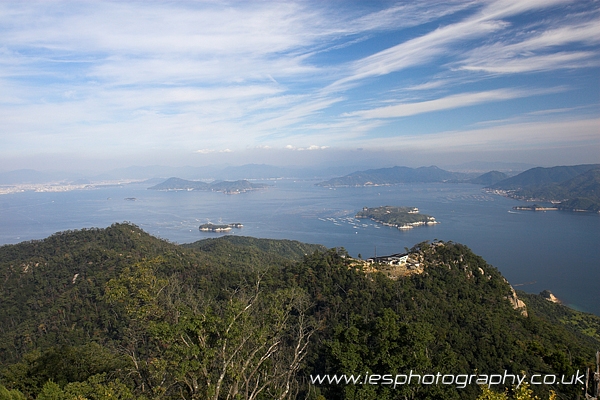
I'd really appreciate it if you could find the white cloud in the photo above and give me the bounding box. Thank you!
[460,52,597,73]
[284,144,329,151]
[458,19,600,73]
[353,117,600,151]
[0,0,597,167]
[404,80,451,91]
[252,97,345,132]
[345,88,565,120]
[347,1,476,33]
[327,0,572,90]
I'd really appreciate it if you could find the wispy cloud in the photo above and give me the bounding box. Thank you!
[345,88,565,119]
[0,0,597,168]
[458,19,600,73]
[346,1,477,33]
[252,97,345,133]
[327,0,571,90]
[353,117,600,151]
[460,52,597,74]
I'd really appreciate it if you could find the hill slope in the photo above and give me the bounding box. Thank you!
[489,164,600,190]
[490,166,600,212]
[469,170,508,185]
[0,225,598,399]
[316,165,465,187]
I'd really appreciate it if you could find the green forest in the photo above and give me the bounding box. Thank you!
[0,224,598,399]
[355,206,436,227]
[488,166,600,212]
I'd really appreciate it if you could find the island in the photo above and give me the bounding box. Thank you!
[148,178,269,194]
[513,204,558,211]
[355,206,438,230]
[199,222,244,232]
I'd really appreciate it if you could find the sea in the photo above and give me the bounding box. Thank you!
[1,179,598,315]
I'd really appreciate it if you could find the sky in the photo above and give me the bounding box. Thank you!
[1,0,599,172]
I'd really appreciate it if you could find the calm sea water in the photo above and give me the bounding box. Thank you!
[1,180,598,315]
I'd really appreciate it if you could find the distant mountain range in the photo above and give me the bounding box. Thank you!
[467,170,508,185]
[315,163,600,213]
[316,166,472,187]
[0,164,374,184]
[4,163,599,212]
[147,178,269,194]
[487,164,600,212]
[488,164,600,190]
[442,161,536,173]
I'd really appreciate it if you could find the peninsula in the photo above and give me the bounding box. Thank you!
[487,165,600,213]
[356,206,438,230]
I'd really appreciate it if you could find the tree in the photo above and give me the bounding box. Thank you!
[477,386,508,400]
[105,257,317,399]
[0,385,26,400]
[36,381,66,400]
[476,382,557,400]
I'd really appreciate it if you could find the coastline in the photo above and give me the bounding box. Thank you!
[0,180,144,195]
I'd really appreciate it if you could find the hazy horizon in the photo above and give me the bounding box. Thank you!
[1,1,599,172]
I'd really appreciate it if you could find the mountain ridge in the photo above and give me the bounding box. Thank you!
[489,164,600,190]
[488,165,600,212]
[316,165,470,187]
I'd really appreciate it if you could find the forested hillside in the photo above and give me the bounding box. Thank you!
[489,164,600,190]
[487,165,600,212]
[512,168,600,212]
[316,166,465,187]
[0,224,598,399]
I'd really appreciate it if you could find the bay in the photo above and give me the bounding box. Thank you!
[1,180,598,315]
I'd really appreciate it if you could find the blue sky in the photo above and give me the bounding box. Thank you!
[1,0,599,171]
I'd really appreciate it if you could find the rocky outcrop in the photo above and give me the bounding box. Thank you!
[506,286,528,317]
[540,290,561,304]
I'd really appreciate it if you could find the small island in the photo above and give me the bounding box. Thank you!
[513,204,558,211]
[199,222,244,232]
[356,206,438,230]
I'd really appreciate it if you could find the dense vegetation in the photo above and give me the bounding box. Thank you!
[489,166,600,212]
[513,168,600,212]
[355,206,436,227]
[0,224,598,399]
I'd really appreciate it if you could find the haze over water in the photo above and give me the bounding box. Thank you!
[1,180,598,315]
